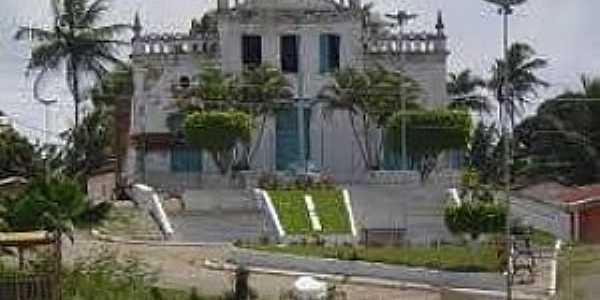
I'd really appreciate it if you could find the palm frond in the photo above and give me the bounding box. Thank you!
[79,0,109,26]
[14,27,57,41]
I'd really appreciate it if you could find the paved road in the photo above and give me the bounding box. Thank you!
[228,248,505,292]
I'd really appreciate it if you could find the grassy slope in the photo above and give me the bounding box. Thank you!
[268,190,311,234]
[267,189,351,235]
[310,189,351,233]
[249,244,502,272]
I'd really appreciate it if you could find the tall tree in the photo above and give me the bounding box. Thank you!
[15,0,130,128]
[447,69,490,114]
[236,65,292,167]
[489,42,548,128]
[0,127,40,179]
[320,66,422,170]
[514,75,600,185]
[61,106,114,182]
[467,122,497,184]
[173,64,291,169]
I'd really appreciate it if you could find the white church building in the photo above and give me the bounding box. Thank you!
[125,0,458,192]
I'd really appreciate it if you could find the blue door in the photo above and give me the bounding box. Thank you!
[276,107,311,171]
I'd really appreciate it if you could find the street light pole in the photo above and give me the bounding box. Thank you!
[484,1,525,299]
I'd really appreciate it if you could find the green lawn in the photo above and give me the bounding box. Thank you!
[267,189,351,235]
[310,189,351,233]
[557,244,600,300]
[268,190,311,234]
[248,244,502,272]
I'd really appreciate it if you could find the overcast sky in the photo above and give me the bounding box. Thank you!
[1,0,599,141]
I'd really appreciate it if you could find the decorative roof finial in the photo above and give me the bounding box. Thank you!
[133,12,142,39]
[435,10,445,37]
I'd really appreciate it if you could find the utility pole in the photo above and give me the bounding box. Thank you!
[483,1,526,299]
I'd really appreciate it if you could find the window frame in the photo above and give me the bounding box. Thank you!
[280,34,300,74]
[241,35,262,68]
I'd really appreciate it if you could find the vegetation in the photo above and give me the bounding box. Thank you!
[62,247,216,300]
[489,42,548,127]
[514,75,600,185]
[386,109,472,181]
[310,189,351,234]
[184,110,252,174]
[466,122,498,185]
[14,0,130,128]
[447,69,490,114]
[0,127,40,179]
[444,170,506,241]
[557,244,600,300]
[61,106,115,182]
[174,64,292,170]
[247,244,502,272]
[267,188,351,234]
[320,66,422,170]
[1,177,88,239]
[268,190,311,234]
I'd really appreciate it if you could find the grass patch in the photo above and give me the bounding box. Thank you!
[248,244,502,272]
[268,190,311,234]
[529,229,556,247]
[267,189,351,234]
[310,189,350,233]
[557,244,600,299]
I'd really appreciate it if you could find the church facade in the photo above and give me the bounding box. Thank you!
[126,0,456,192]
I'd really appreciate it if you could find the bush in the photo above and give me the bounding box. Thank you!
[444,201,507,240]
[3,177,86,235]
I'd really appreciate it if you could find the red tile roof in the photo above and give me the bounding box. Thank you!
[558,184,600,204]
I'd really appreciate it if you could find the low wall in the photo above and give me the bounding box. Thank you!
[363,170,459,186]
[131,184,175,240]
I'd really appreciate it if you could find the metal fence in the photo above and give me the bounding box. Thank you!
[0,273,57,300]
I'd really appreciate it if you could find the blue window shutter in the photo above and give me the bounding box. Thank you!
[319,35,329,74]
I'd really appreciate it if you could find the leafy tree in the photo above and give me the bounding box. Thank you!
[61,106,114,183]
[489,42,548,128]
[184,111,252,175]
[514,75,600,184]
[0,127,40,178]
[447,69,490,114]
[320,66,422,170]
[467,122,497,184]
[15,0,130,128]
[173,64,291,169]
[386,109,472,181]
[90,64,134,108]
[237,65,292,167]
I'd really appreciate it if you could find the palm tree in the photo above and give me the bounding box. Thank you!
[172,64,292,169]
[489,42,548,128]
[237,65,292,167]
[319,66,421,170]
[15,0,130,128]
[447,69,490,114]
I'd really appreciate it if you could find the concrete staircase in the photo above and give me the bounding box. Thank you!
[182,189,258,212]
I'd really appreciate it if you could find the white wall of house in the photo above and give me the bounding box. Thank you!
[126,1,452,190]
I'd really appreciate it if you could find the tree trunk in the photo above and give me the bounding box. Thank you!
[247,115,267,166]
[348,112,369,169]
[17,247,24,270]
